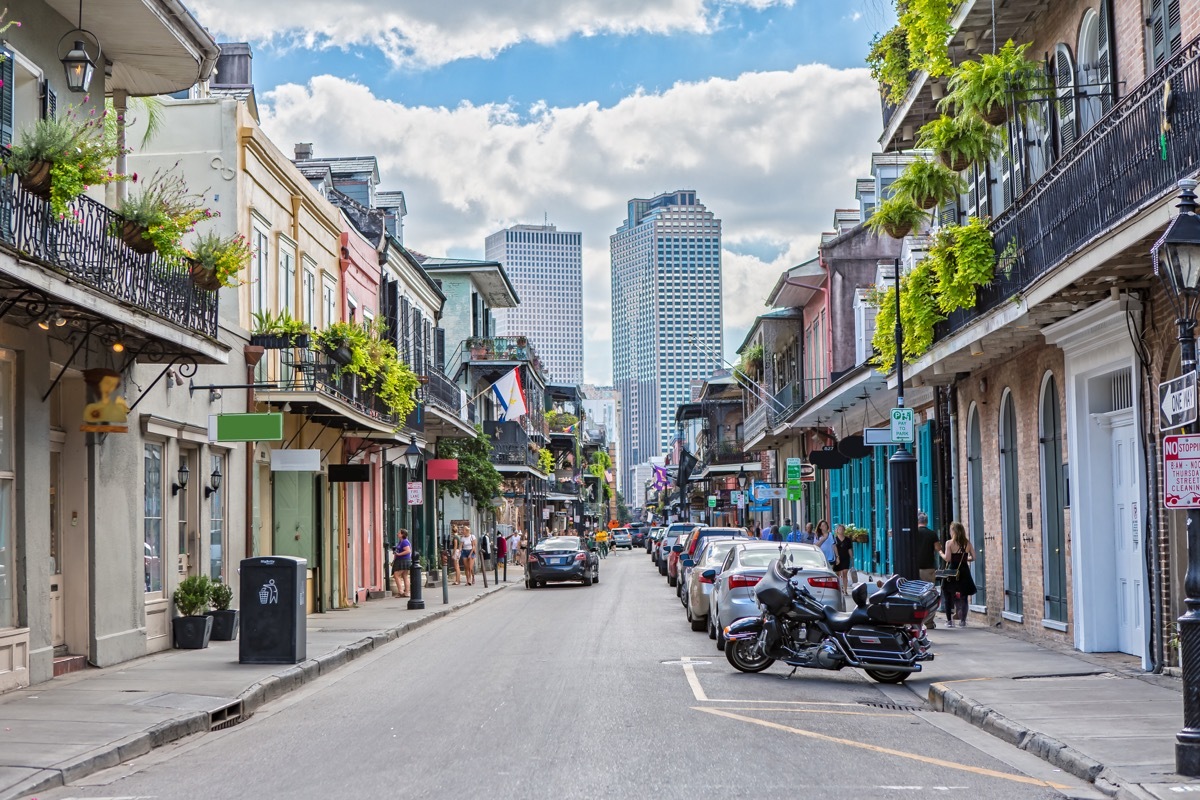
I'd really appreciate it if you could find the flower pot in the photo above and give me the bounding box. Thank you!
[325,344,353,365]
[188,259,223,291]
[207,609,239,641]
[251,333,310,350]
[119,220,157,254]
[883,222,913,240]
[172,614,214,649]
[917,194,940,210]
[18,160,53,200]
[937,151,972,173]
[982,103,1008,126]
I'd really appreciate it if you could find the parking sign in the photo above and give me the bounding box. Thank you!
[890,407,915,443]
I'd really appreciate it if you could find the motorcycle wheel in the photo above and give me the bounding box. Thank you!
[725,639,774,673]
[865,668,908,684]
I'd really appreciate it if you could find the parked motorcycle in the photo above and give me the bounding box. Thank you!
[724,560,937,684]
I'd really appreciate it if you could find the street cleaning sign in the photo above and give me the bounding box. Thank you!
[1160,372,1197,431]
[1164,434,1200,508]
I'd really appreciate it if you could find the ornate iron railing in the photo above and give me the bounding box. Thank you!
[703,438,748,467]
[460,336,544,374]
[744,404,769,443]
[258,347,398,425]
[0,152,218,339]
[424,366,462,416]
[938,35,1200,339]
[769,382,803,424]
[483,419,539,469]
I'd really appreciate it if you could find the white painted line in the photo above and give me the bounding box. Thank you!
[680,656,708,702]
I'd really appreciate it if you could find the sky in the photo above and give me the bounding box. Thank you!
[189,0,895,385]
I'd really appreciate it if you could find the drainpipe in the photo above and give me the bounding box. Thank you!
[113,90,128,204]
[244,345,265,561]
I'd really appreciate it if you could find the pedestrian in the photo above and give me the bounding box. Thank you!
[941,521,977,627]
[785,522,804,543]
[460,524,477,586]
[450,524,463,585]
[753,523,762,539]
[914,512,941,629]
[596,526,609,558]
[778,518,793,539]
[479,529,492,571]
[802,521,815,544]
[392,529,412,597]
[832,522,853,593]
[518,532,529,566]
[496,528,508,566]
[816,519,835,566]
[764,520,777,541]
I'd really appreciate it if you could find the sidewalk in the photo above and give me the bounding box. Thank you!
[0,570,515,800]
[900,623,1198,799]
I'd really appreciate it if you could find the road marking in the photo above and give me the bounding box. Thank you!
[705,706,907,717]
[693,707,1072,789]
[680,656,709,702]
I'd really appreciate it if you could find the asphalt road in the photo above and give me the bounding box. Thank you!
[42,548,1102,800]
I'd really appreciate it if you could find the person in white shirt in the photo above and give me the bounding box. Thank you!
[459,526,477,586]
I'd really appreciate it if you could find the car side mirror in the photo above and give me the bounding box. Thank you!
[701,569,717,580]
[672,544,683,553]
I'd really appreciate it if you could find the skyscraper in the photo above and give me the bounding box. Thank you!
[485,224,583,384]
[610,190,723,491]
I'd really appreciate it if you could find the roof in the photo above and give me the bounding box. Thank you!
[294,156,380,183]
[766,257,825,309]
[736,307,803,355]
[375,190,407,217]
[410,253,519,308]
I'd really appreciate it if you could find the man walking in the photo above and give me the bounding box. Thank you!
[914,511,940,629]
[778,519,793,540]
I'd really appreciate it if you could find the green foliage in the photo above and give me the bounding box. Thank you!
[8,107,128,220]
[868,25,912,105]
[891,158,966,210]
[867,284,898,373]
[105,96,165,148]
[737,343,764,376]
[865,194,929,240]
[190,230,250,288]
[899,0,957,78]
[435,425,503,511]
[615,491,632,525]
[313,321,418,420]
[899,259,942,361]
[588,450,614,502]
[546,411,578,431]
[114,167,214,260]
[916,114,1002,171]
[209,580,234,611]
[536,446,554,474]
[951,217,997,304]
[942,40,1047,123]
[173,575,213,617]
[252,309,309,336]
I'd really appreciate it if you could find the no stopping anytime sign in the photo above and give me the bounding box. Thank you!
[1164,434,1200,509]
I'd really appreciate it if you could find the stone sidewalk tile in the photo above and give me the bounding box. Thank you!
[0,576,513,800]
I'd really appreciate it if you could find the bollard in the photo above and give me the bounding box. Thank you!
[494,551,499,585]
[407,554,425,610]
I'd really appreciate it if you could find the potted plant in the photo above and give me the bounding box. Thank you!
[207,580,239,641]
[250,310,311,349]
[112,166,213,258]
[931,217,997,313]
[172,574,214,649]
[6,108,127,220]
[916,114,1001,172]
[314,321,365,366]
[943,39,1046,126]
[891,158,966,210]
[866,194,928,240]
[187,230,249,291]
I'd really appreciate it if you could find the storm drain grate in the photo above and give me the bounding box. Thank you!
[858,700,928,712]
[208,700,244,731]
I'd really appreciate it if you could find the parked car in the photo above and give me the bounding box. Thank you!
[708,542,842,650]
[630,526,647,547]
[646,527,663,555]
[611,529,633,549]
[684,539,745,631]
[675,527,746,598]
[525,536,600,588]
[658,523,699,577]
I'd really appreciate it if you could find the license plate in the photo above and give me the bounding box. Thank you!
[551,557,567,565]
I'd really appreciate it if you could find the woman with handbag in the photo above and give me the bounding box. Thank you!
[940,521,977,627]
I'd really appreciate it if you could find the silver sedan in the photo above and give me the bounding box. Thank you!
[707,542,843,651]
[683,539,744,631]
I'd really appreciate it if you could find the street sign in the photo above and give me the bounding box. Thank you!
[707,495,717,508]
[890,408,915,444]
[406,481,423,505]
[751,480,771,513]
[736,491,746,509]
[799,463,816,482]
[785,457,802,482]
[1160,372,1198,432]
[755,486,787,500]
[864,427,900,446]
[787,487,803,501]
[1164,434,1200,508]
[542,508,551,520]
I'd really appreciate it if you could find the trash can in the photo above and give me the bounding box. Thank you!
[239,556,307,664]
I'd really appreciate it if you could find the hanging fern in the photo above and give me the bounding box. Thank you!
[952,217,996,305]
[928,225,963,312]
[867,283,898,374]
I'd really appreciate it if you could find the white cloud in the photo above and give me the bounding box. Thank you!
[258,63,881,383]
[192,0,794,68]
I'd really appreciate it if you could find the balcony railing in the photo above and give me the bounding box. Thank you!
[701,439,747,467]
[0,151,218,339]
[548,479,579,496]
[938,34,1200,340]
[461,336,544,373]
[769,382,804,424]
[259,347,397,425]
[424,367,462,417]
[483,419,539,469]
[745,404,769,443]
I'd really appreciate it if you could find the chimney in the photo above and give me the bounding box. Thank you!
[212,42,253,88]
[295,143,313,161]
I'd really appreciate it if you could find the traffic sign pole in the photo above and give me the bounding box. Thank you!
[888,257,919,580]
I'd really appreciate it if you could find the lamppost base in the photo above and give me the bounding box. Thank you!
[1177,739,1200,776]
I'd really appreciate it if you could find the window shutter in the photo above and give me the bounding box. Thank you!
[1000,150,1014,208]
[384,279,399,345]
[938,199,958,228]
[975,163,989,220]
[1054,44,1078,158]
[1097,0,1115,111]
[400,296,411,365]
[1167,0,1183,62]
[434,327,446,371]
[42,83,56,120]
[423,320,432,375]
[1147,0,1181,71]
[0,50,14,146]
[413,309,424,371]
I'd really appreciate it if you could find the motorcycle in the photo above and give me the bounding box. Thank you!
[723,559,938,684]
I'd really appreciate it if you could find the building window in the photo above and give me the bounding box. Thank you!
[302,265,316,326]
[144,442,164,596]
[322,274,338,326]
[252,229,269,315]
[279,246,296,313]
[209,453,225,582]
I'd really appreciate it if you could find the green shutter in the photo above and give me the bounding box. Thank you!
[917,422,935,528]
[829,468,842,525]
[0,49,14,146]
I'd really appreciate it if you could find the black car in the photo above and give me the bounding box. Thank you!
[629,526,647,547]
[525,536,600,588]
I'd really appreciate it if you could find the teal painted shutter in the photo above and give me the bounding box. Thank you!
[0,49,14,146]
[917,422,934,526]
[829,468,843,525]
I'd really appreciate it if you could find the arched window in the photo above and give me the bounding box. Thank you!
[1077,6,1114,132]
[999,391,1023,616]
[967,404,987,607]
[1054,43,1078,157]
[1040,375,1068,623]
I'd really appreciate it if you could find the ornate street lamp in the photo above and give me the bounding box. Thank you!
[736,466,748,529]
[204,464,222,499]
[402,436,422,470]
[172,462,190,496]
[58,2,101,94]
[1153,179,1200,777]
[401,436,426,610]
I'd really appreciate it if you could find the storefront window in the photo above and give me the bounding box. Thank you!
[144,443,164,595]
[209,454,224,581]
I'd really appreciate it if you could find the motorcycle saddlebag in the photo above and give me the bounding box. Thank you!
[843,626,912,664]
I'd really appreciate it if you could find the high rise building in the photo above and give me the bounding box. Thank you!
[610,190,723,491]
[485,223,583,384]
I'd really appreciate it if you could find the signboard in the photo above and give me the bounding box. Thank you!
[270,449,320,472]
[751,480,771,513]
[1164,434,1200,508]
[328,464,370,482]
[890,407,915,444]
[426,459,459,481]
[756,486,787,500]
[707,495,717,508]
[785,457,802,482]
[787,487,804,502]
[214,412,284,442]
[735,491,746,509]
[406,481,423,506]
[542,508,551,520]
[1160,372,1198,432]
[798,463,816,482]
[864,427,900,446]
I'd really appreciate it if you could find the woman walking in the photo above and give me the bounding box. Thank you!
[392,529,412,597]
[450,525,463,585]
[831,522,853,593]
[460,525,477,586]
[941,521,976,626]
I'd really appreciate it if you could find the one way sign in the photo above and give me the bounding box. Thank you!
[1160,372,1198,431]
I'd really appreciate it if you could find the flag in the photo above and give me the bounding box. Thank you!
[566,423,577,434]
[652,465,670,491]
[490,367,527,421]
[604,469,614,483]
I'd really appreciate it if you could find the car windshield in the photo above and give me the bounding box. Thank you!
[740,546,828,569]
[537,537,580,551]
[704,540,740,564]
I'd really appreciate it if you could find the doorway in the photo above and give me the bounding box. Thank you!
[999,392,1023,617]
[966,405,987,608]
[1109,412,1144,656]
[1040,376,1068,624]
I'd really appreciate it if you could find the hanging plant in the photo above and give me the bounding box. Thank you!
[112,167,213,259]
[187,230,249,290]
[868,25,913,105]
[891,158,966,210]
[865,194,929,240]
[899,0,957,78]
[737,343,764,375]
[537,446,554,474]
[930,218,999,314]
[942,39,1047,125]
[899,259,942,361]
[916,114,1001,172]
[867,283,898,373]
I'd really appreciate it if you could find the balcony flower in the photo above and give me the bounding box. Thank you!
[186,231,250,291]
[112,166,215,260]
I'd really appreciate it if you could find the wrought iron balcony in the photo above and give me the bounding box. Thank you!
[744,404,769,443]
[0,151,218,339]
[938,35,1200,340]
[701,438,747,467]
[769,382,803,424]
[424,366,462,416]
[460,336,544,374]
[483,419,540,470]
[258,347,397,426]
[547,479,579,496]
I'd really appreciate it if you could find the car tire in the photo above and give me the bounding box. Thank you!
[582,573,593,587]
[593,568,600,585]
[708,613,717,640]
[716,626,726,651]
[659,563,667,577]
[689,608,706,632]
[667,573,676,587]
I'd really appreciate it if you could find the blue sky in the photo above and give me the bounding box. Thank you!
[193,0,892,384]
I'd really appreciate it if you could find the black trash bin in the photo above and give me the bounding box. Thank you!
[239,556,307,664]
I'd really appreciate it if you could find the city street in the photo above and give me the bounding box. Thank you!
[38,552,1100,800]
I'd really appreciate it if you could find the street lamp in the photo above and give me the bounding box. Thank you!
[402,436,422,470]
[1153,179,1200,777]
[736,467,748,530]
[401,437,425,610]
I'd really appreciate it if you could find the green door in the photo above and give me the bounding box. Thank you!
[273,471,316,562]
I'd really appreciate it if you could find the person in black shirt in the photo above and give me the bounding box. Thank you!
[914,512,941,628]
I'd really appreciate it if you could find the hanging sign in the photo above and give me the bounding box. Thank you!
[1160,372,1197,432]
[214,412,284,442]
[328,464,370,482]
[1164,434,1200,508]
[542,507,551,520]
[407,481,424,505]
[81,369,129,433]
[426,459,459,480]
[270,449,320,471]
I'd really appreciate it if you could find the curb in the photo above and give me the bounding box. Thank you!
[3,584,508,800]
[928,681,1130,798]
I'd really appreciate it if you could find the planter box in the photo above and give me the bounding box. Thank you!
[172,614,214,649]
[18,161,52,200]
[207,609,239,641]
[324,344,353,366]
[251,333,310,350]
